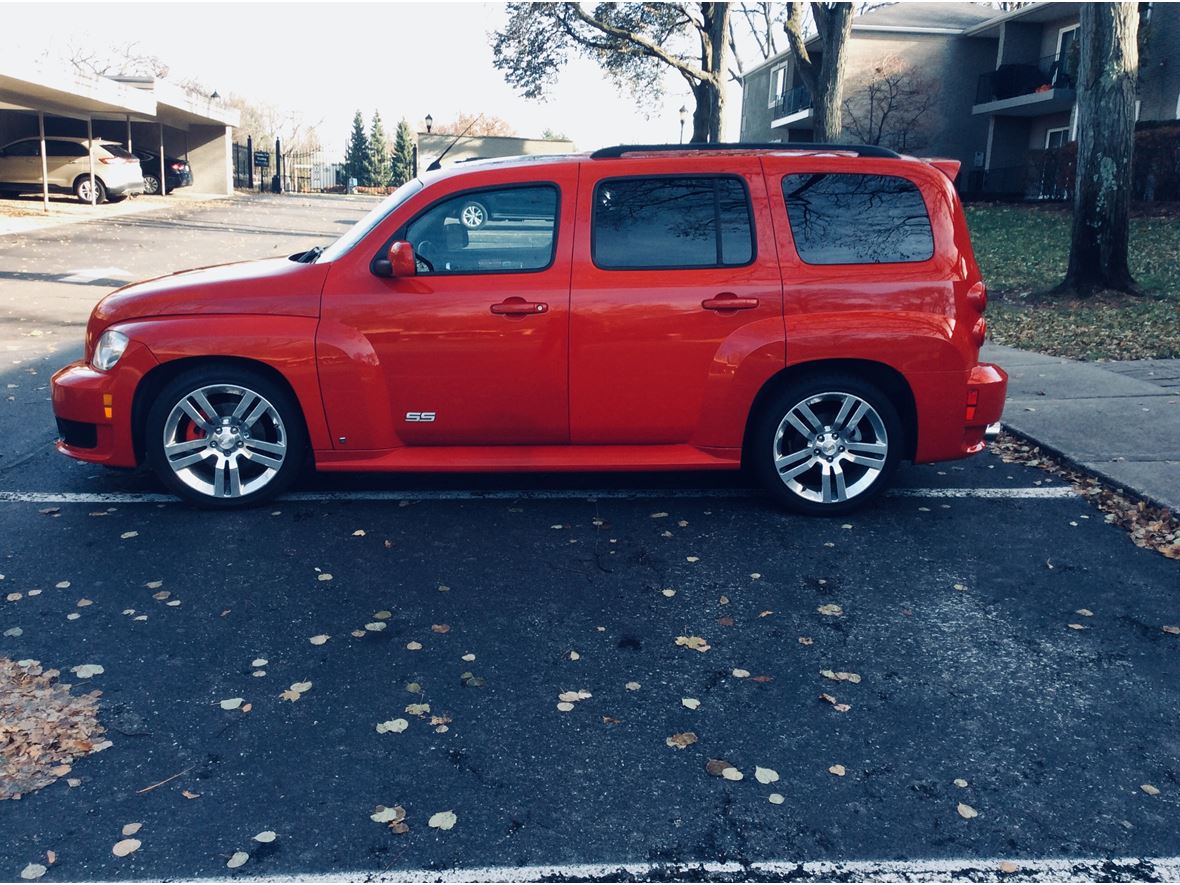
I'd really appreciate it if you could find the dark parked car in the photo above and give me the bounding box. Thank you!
[132,149,192,195]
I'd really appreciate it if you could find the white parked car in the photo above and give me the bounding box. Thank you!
[0,137,145,204]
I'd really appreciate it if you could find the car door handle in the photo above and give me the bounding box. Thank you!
[491,298,548,316]
[702,294,759,311]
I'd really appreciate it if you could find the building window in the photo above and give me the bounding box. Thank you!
[781,173,934,265]
[592,176,755,270]
[1045,127,1070,149]
[769,64,787,109]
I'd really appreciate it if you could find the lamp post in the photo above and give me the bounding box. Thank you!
[425,114,433,134]
[679,104,688,144]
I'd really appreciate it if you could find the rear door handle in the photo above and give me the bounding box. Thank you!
[491,297,548,316]
[702,293,759,311]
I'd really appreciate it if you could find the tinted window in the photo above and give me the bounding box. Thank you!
[46,141,88,158]
[4,141,40,158]
[101,144,136,160]
[782,173,934,264]
[592,176,753,269]
[404,185,557,275]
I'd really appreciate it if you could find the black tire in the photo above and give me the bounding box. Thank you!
[750,373,903,516]
[458,200,488,229]
[73,176,107,205]
[143,174,161,195]
[144,365,307,508]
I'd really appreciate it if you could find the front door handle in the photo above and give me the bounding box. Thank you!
[491,297,548,316]
[702,293,759,311]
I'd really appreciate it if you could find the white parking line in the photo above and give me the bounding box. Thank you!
[185,855,1180,883]
[0,486,1076,505]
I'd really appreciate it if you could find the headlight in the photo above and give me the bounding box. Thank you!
[92,329,129,371]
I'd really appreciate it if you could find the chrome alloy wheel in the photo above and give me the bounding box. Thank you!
[460,202,486,228]
[161,384,288,499]
[772,391,889,504]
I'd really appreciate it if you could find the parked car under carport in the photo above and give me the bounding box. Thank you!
[132,148,192,195]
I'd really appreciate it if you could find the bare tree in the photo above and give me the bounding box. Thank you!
[1053,2,1140,297]
[431,114,518,137]
[68,42,169,79]
[841,55,938,151]
[783,2,854,141]
[493,3,731,143]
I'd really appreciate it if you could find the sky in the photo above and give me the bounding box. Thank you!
[4,0,755,153]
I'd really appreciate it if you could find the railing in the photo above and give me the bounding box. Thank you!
[775,84,814,119]
[959,147,1075,202]
[975,52,1078,105]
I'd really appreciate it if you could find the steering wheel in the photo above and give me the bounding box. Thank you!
[414,240,435,273]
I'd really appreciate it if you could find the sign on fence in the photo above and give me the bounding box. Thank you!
[254,151,271,167]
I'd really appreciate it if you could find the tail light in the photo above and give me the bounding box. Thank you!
[965,389,979,422]
[966,281,988,312]
[99,157,129,165]
[170,162,184,171]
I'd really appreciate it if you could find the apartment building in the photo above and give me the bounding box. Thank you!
[739,1,1180,200]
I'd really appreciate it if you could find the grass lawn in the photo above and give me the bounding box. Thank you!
[966,203,1180,360]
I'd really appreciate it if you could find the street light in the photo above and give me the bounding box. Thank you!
[679,105,688,144]
[425,114,433,134]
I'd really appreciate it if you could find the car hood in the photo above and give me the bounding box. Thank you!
[91,256,329,335]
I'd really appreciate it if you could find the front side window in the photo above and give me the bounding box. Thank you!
[403,185,558,275]
[592,176,754,270]
[4,141,40,158]
[782,172,934,265]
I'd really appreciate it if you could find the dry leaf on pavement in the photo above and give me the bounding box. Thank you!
[227,851,249,869]
[428,810,457,830]
[957,803,978,819]
[675,635,710,653]
[665,732,698,750]
[112,839,140,857]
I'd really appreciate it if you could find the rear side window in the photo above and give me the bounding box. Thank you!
[592,176,754,269]
[47,141,88,158]
[101,144,136,160]
[781,173,934,264]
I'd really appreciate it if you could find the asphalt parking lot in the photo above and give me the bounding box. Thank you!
[1,195,1178,882]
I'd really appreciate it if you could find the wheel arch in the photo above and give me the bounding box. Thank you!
[742,358,918,466]
[131,355,309,464]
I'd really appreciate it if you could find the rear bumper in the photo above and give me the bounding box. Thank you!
[107,177,145,197]
[51,341,157,467]
[911,362,1008,463]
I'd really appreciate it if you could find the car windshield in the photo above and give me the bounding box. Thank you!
[316,179,424,263]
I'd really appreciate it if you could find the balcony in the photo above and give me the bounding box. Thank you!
[973,53,1077,116]
[771,84,814,127]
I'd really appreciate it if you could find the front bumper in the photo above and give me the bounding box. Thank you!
[51,340,157,467]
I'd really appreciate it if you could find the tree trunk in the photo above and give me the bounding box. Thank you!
[812,3,853,142]
[1055,2,1139,297]
[690,81,710,143]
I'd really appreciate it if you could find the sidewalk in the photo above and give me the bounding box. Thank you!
[982,343,1180,512]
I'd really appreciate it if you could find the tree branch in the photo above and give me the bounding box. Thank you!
[569,2,712,83]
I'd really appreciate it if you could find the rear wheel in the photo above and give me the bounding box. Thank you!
[143,173,161,195]
[74,177,107,204]
[751,374,902,515]
[145,366,306,508]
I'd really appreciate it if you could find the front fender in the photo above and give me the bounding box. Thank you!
[117,315,332,453]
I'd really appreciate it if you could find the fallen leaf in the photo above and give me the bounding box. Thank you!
[758,610,773,618]
[625,681,641,691]
[290,681,311,693]
[817,604,843,617]
[365,622,387,632]
[242,703,253,713]
[227,851,249,869]
[954,778,969,788]
[389,820,410,834]
[20,864,46,880]
[1076,609,1094,617]
[253,831,277,843]
[219,698,243,711]
[721,767,743,781]
[309,634,329,645]
[432,624,450,634]
[557,690,591,703]
[461,653,476,662]
[1067,623,1086,630]
[750,674,774,683]
[732,668,750,678]
[376,718,409,734]
[820,669,862,684]
[182,790,200,799]
[374,610,392,620]
[755,766,779,784]
[46,852,55,865]
[768,793,785,805]
[568,650,580,660]
[675,635,710,653]
[371,805,406,823]
[251,658,268,668]
[56,581,71,589]
[661,588,677,598]
[798,636,814,646]
[405,703,431,717]
[71,664,104,679]
[686,556,700,563]
[120,531,138,540]
[352,529,366,537]
[957,802,978,819]
[828,764,846,777]
[706,759,732,777]
[317,573,333,582]
[112,838,140,857]
[406,641,423,651]
[681,698,700,710]
[556,702,574,712]
[1141,783,1160,795]
[999,861,1019,874]
[145,581,163,589]
[428,810,457,830]
[665,731,698,750]
[819,693,851,713]
[717,616,735,627]
[1162,626,1180,636]
[122,822,142,836]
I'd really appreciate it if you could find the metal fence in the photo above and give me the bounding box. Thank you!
[975,52,1078,104]
[279,148,343,193]
[232,142,253,189]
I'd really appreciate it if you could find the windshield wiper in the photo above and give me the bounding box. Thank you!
[300,245,324,263]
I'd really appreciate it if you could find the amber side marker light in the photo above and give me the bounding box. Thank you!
[103,393,113,419]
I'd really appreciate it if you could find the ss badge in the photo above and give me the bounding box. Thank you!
[405,411,436,423]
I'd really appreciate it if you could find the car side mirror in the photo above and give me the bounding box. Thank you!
[374,240,416,278]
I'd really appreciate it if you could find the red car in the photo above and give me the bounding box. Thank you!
[52,144,1006,514]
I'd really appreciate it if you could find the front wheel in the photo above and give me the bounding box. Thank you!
[750,374,903,516]
[145,366,306,508]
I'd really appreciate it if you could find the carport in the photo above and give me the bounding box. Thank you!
[0,66,154,210]
[0,63,239,211]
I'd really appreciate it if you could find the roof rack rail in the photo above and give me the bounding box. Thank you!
[589,142,902,160]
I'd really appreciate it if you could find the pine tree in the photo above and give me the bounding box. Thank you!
[366,111,391,189]
[342,110,369,187]
[391,119,415,187]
